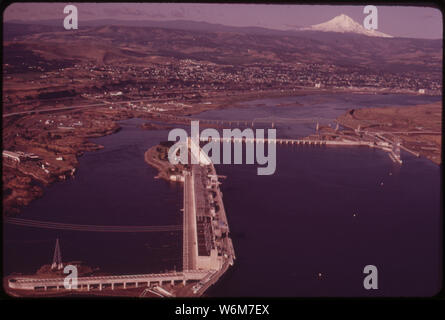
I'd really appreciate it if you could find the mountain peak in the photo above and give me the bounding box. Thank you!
[333,14,354,21]
[301,14,393,38]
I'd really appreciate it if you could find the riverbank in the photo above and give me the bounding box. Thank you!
[3,88,313,215]
[336,101,442,164]
[5,89,440,215]
[2,108,124,215]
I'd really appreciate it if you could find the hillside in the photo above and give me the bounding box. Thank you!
[3,22,442,73]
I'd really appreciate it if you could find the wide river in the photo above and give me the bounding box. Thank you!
[3,93,441,297]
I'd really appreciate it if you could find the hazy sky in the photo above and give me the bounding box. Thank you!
[4,3,443,39]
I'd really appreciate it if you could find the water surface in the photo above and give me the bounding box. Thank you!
[3,93,441,297]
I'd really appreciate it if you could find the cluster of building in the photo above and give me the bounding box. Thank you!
[5,57,440,108]
[39,114,84,130]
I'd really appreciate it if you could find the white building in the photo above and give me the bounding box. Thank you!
[3,150,21,162]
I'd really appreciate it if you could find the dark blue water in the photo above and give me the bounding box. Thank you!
[200,93,442,297]
[3,119,183,275]
[210,146,441,297]
[3,93,442,297]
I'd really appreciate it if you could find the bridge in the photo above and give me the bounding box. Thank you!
[203,136,375,147]
[188,117,329,128]
[160,113,331,128]
[8,270,209,291]
[201,135,408,164]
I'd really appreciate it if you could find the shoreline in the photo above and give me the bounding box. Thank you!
[3,90,441,215]
[336,101,442,165]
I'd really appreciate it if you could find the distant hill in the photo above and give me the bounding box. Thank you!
[3,23,60,40]
[3,21,442,74]
[5,19,293,36]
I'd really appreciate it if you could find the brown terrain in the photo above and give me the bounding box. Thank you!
[2,87,318,216]
[337,101,442,164]
[3,108,122,215]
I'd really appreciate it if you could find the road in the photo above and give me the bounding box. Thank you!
[183,169,198,271]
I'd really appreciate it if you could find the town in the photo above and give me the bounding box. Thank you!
[3,60,441,112]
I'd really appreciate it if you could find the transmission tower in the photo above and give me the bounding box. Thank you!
[51,238,63,270]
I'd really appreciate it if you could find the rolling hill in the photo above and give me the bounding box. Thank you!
[3,20,442,74]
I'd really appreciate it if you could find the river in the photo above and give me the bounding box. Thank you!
[3,92,441,297]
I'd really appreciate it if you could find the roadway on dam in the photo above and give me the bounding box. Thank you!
[183,168,198,271]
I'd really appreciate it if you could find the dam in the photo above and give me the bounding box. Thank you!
[7,137,235,296]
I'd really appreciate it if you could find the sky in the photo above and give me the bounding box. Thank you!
[3,3,443,39]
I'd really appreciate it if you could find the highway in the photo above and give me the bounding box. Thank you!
[2,97,178,118]
[183,170,198,271]
[2,103,110,118]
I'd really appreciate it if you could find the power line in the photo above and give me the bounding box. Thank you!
[4,218,182,233]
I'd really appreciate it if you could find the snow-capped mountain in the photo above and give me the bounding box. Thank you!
[301,14,393,38]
